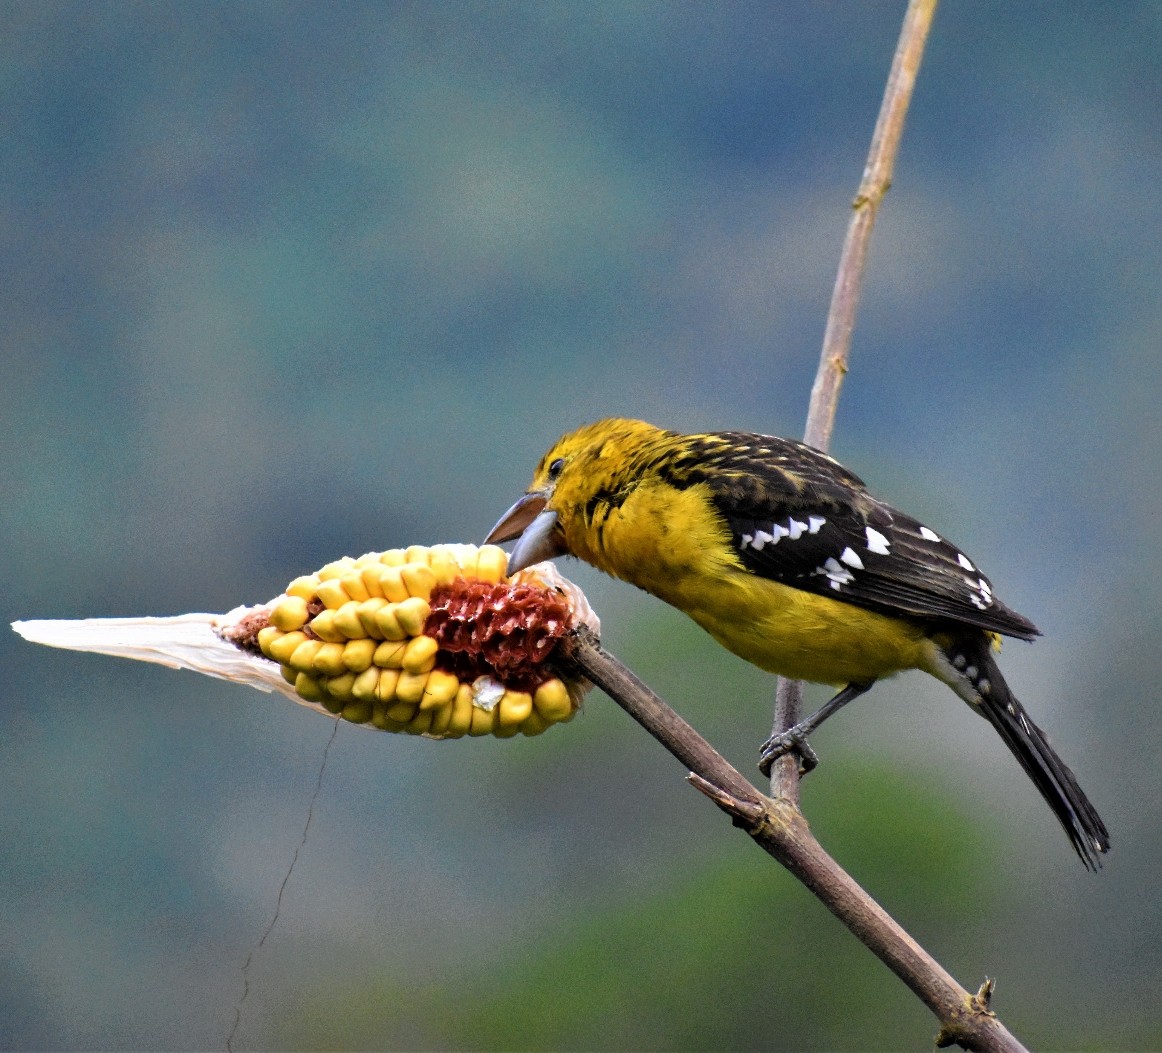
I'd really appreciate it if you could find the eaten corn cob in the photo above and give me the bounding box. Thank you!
[13,544,598,739]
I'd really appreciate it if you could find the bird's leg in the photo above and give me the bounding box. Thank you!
[759,681,873,777]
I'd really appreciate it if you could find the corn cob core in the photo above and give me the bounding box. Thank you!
[426,579,572,690]
[245,544,588,738]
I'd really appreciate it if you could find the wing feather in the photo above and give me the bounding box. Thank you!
[684,432,1039,640]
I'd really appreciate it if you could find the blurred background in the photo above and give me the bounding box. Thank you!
[3,3,1160,1049]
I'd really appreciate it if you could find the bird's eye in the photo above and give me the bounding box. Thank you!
[547,457,565,481]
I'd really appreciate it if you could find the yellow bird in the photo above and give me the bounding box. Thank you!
[487,417,1110,868]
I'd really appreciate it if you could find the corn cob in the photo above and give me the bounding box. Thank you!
[12,544,598,740]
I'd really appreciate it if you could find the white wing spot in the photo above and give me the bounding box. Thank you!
[965,576,994,608]
[787,518,808,540]
[816,557,855,589]
[750,529,775,551]
[740,534,753,550]
[957,553,975,571]
[964,665,978,680]
[808,515,826,534]
[919,525,941,542]
[840,547,864,570]
[865,526,891,554]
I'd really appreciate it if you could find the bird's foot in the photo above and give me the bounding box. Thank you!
[758,729,819,778]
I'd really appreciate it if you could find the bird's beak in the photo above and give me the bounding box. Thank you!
[485,492,566,574]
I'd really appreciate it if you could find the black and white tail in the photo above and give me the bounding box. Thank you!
[938,636,1110,869]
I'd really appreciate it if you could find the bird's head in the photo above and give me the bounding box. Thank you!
[485,417,667,574]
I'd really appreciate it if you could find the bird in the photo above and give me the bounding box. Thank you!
[485,417,1110,869]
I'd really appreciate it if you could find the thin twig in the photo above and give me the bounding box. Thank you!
[566,628,1027,1053]
[771,0,940,801]
[227,718,340,1051]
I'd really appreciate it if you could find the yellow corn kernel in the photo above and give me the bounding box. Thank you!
[316,579,351,610]
[339,573,370,603]
[394,597,430,637]
[476,545,509,583]
[497,689,533,729]
[303,609,336,643]
[428,548,461,586]
[371,701,409,732]
[313,642,349,677]
[533,679,573,722]
[270,595,310,631]
[405,707,434,735]
[359,565,385,598]
[427,699,455,737]
[341,698,373,724]
[372,640,407,669]
[353,551,382,568]
[445,684,475,738]
[373,603,406,641]
[401,634,439,674]
[419,668,459,710]
[333,601,367,639]
[351,666,381,701]
[492,720,521,739]
[281,663,298,685]
[452,547,479,579]
[286,575,319,600]
[374,566,410,603]
[404,545,431,565]
[341,638,377,673]
[326,672,356,702]
[317,558,356,581]
[355,597,387,637]
[293,671,325,702]
[318,693,344,715]
[378,548,406,567]
[375,668,400,702]
[263,629,304,665]
[257,625,283,653]
[384,699,417,724]
[394,670,429,705]
[468,705,497,736]
[288,638,324,673]
[400,563,437,601]
[520,709,552,737]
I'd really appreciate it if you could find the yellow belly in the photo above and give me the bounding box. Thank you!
[679,573,931,685]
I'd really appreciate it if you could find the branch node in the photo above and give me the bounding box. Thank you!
[687,772,767,832]
[972,977,996,1013]
[934,978,1000,1049]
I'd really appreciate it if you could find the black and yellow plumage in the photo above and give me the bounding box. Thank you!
[486,418,1110,868]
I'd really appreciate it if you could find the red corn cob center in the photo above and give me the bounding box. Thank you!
[424,578,572,691]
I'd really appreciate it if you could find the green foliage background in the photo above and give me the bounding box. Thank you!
[3,4,1161,1050]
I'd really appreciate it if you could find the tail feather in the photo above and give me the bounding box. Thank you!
[955,641,1110,869]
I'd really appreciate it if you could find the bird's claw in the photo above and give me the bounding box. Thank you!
[758,730,819,778]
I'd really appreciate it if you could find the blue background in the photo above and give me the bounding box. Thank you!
[3,4,1160,1049]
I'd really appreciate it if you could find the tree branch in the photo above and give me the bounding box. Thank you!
[565,627,1028,1053]
[770,0,939,800]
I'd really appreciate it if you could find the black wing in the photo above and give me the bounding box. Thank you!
[683,431,1040,640]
